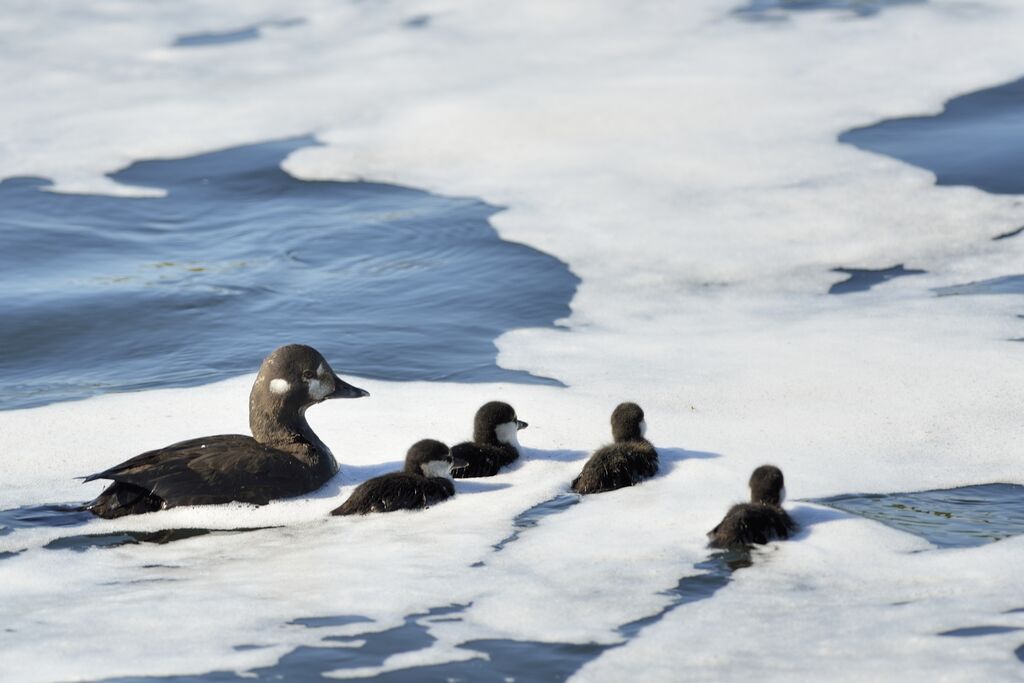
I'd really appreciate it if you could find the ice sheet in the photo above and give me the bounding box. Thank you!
[3,0,1024,680]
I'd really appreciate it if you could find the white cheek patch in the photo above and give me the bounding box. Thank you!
[421,460,452,479]
[269,379,290,394]
[639,419,647,438]
[317,363,325,377]
[779,486,787,504]
[307,378,330,401]
[494,421,520,447]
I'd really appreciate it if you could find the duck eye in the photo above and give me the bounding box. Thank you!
[302,370,314,381]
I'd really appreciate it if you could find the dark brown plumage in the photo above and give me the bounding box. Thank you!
[331,439,464,515]
[571,402,658,495]
[707,465,796,548]
[83,344,368,518]
[451,401,527,478]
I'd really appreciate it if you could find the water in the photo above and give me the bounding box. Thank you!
[939,626,1023,637]
[813,483,1024,549]
[0,504,274,553]
[490,492,581,553]
[841,76,1024,196]
[840,77,1024,332]
[735,0,925,20]
[0,504,91,536]
[828,264,926,295]
[173,19,305,48]
[0,136,579,411]
[2,447,737,682]
[932,274,1024,337]
[934,275,1024,297]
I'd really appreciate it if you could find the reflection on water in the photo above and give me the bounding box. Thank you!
[0,136,579,410]
[813,483,1024,548]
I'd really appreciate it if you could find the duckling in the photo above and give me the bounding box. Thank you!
[707,465,796,547]
[571,402,658,494]
[331,440,467,515]
[451,401,527,478]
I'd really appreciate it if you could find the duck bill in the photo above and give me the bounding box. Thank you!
[327,376,370,399]
[451,457,469,470]
[516,420,528,430]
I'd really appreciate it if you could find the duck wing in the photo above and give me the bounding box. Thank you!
[84,435,314,508]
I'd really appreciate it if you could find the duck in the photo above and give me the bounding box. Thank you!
[450,401,528,478]
[83,344,369,518]
[331,439,467,515]
[571,402,658,494]
[707,465,796,548]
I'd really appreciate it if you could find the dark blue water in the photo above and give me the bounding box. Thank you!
[841,77,1024,196]
[939,626,1023,637]
[839,75,1024,343]
[735,0,924,20]
[0,136,578,410]
[815,486,1024,655]
[934,275,1024,297]
[173,19,305,47]
[829,264,925,294]
[813,483,1024,548]
[933,275,1024,342]
[0,504,91,537]
[490,492,581,553]
[0,504,274,553]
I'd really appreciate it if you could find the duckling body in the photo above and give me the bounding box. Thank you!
[708,465,796,548]
[332,440,466,515]
[571,402,658,495]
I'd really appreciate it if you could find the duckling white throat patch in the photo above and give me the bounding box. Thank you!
[494,421,520,447]
[422,460,453,479]
[269,379,290,394]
